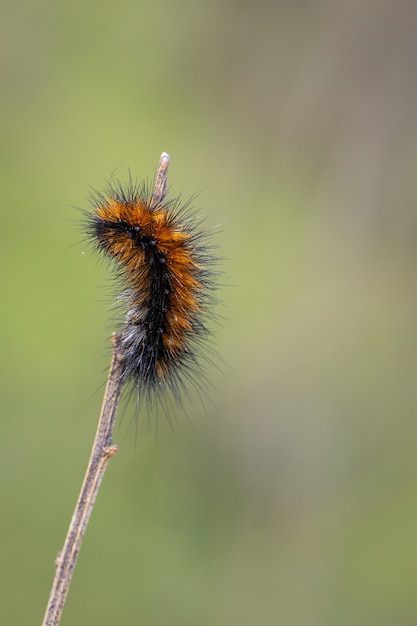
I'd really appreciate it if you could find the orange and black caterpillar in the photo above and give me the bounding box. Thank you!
[84,157,219,407]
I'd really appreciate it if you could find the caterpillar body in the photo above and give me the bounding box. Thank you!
[85,153,219,408]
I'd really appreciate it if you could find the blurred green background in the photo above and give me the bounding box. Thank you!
[2,0,417,624]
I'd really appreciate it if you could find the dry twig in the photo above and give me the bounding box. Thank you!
[42,152,171,626]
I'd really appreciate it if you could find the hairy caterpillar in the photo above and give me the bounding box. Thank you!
[84,153,219,410]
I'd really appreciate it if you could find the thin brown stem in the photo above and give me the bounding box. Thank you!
[42,336,123,626]
[151,151,170,207]
[42,152,170,626]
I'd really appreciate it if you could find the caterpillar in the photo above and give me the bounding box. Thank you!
[84,153,219,410]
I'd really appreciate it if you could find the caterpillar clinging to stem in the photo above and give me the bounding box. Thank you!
[42,152,220,626]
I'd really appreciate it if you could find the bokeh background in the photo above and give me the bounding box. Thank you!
[2,1,417,624]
